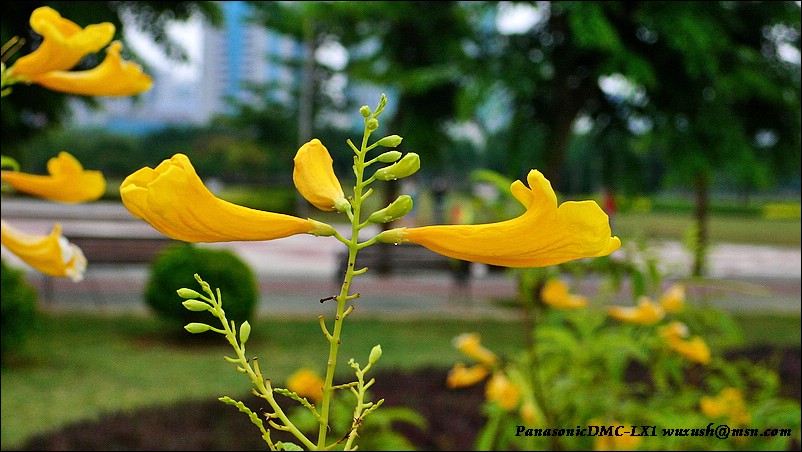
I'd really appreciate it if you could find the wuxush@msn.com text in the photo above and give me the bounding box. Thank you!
[515,424,793,440]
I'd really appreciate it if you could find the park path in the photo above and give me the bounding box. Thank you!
[2,199,799,317]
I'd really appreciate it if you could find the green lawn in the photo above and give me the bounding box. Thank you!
[614,212,801,247]
[2,311,799,450]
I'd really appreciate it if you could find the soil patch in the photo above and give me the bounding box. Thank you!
[18,347,800,451]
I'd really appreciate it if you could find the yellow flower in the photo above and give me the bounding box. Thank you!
[452,332,499,366]
[31,41,153,96]
[658,321,689,342]
[607,296,665,325]
[1,220,86,282]
[120,153,333,242]
[382,169,620,267]
[541,278,588,309]
[446,363,490,389]
[293,139,347,211]
[519,399,539,424]
[7,6,114,79]
[286,368,324,404]
[659,283,685,313]
[669,336,712,365]
[700,388,751,425]
[1,152,106,203]
[485,372,521,411]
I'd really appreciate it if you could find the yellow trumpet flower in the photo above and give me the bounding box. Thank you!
[607,296,665,325]
[541,278,588,309]
[32,41,153,96]
[120,153,334,242]
[1,220,86,282]
[485,372,521,411]
[1,152,105,203]
[700,387,751,425]
[452,332,499,366]
[667,335,712,365]
[286,368,324,404]
[293,139,347,211]
[446,363,491,389]
[658,283,685,313]
[7,6,114,79]
[382,169,620,267]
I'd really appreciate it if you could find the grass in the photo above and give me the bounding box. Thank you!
[614,212,801,247]
[2,310,799,450]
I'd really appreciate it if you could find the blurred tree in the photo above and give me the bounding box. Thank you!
[239,1,800,277]
[0,1,222,163]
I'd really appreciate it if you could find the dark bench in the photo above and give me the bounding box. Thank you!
[335,242,471,285]
[68,235,177,264]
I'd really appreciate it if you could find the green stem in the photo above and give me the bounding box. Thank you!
[317,118,374,449]
[213,303,316,450]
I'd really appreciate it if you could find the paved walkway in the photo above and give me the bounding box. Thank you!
[3,199,800,317]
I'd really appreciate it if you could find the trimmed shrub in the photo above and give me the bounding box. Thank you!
[145,243,258,329]
[1,258,38,365]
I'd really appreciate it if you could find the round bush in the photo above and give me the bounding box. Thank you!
[1,258,38,365]
[145,243,258,329]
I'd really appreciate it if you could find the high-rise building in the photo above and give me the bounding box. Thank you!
[68,1,305,134]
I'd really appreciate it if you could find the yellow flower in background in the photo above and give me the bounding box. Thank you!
[452,332,499,366]
[659,321,711,364]
[6,6,114,80]
[286,368,324,403]
[293,139,348,212]
[32,41,153,96]
[1,152,105,203]
[607,296,665,325]
[1,220,86,282]
[485,372,521,411]
[121,153,334,242]
[541,278,588,309]
[658,321,689,342]
[659,283,685,313]
[446,363,490,389]
[669,336,712,365]
[383,169,620,267]
[700,388,751,425]
[519,399,539,424]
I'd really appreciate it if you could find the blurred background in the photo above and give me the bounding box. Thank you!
[1,1,800,450]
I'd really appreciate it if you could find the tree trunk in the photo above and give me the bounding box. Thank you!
[692,171,709,277]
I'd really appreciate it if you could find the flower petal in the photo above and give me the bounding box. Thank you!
[9,6,114,79]
[120,153,320,242]
[32,41,153,96]
[1,152,105,203]
[607,297,665,325]
[541,278,588,309]
[1,220,86,281]
[446,363,490,389]
[392,169,620,267]
[293,139,347,211]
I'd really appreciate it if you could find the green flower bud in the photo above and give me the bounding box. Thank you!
[373,153,420,181]
[376,150,402,163]
[359,105,371,117]
[366,118,379,131]
[182,299,211,312]
[177,288,202,299]
[368,195,414,223]
[185,323,213,334]
[369,344,383,365]
[375,135,403,148]
[239,321,251,344]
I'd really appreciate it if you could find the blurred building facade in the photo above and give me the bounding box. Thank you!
[68,2,305,134]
